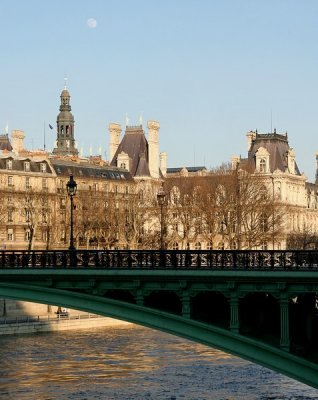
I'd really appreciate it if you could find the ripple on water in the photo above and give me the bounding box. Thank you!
[0,326,317,400]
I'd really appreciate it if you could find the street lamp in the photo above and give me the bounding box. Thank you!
[66,174,77,250]
[157,184,166,250]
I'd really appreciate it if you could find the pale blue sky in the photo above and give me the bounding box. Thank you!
[1,0,318,180]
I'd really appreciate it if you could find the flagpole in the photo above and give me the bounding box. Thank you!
[44,120,46,151]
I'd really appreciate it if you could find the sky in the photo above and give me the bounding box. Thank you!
[1,0,318,180]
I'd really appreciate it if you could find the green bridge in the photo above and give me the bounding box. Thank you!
[0,249,317,389]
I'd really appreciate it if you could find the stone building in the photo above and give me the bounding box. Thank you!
[235,129,318,249]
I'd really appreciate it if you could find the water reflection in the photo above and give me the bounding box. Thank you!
[0,325,317,399]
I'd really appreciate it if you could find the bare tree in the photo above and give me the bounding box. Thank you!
[286,224,318,249]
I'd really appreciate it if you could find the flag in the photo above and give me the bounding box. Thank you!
[49,124,54,130]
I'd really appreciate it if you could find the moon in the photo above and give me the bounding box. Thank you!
[87,18,97,28]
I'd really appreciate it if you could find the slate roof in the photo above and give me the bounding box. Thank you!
[0,135,13,151]
[51,159,134,181]
[0,155,53,174]
[167,166,207,174]
[110,125,150,177]
[246,132,301,175]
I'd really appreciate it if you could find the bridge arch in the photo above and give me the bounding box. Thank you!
[0,282,317,389]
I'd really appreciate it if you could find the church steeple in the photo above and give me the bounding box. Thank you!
[52,82,78,156]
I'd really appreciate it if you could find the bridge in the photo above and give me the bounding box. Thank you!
[0,249,317,388]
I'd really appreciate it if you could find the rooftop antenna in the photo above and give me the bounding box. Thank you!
[270,109,273,134]
[64,76,68,89]
[139,112,143,126]
[5,121,9,135]
[125,113,129,127]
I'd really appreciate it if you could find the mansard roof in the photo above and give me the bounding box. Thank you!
[167,166,206,174]
[0,134,13,151]
[110,125,150,177]
[135,152,150,177]
[0,154,53,173]
[246,131,301,175]
[51,159,134,181]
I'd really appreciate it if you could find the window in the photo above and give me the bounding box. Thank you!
[25,230,31,241]
[195,242,202,250]
[261,242,268,250]
[172,242,179,250]
[259,158,266,173]
[207,241,213,250]
[60,197,66,209]
[7,176,13,186]
[25,210,31,222]
[42,178,48,189]
[40,163,47,173]
[7,209,13,223]
[60,211,66,224]
[24,162,30,172]
[6,160,12,170]
[7,196,12,204]
[7,229,13,241]
[25,177,31,189]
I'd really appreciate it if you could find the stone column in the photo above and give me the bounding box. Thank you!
[279,296,290,351]
[182,292,191,318]
[135,290,144,306]
[230,295,239,333]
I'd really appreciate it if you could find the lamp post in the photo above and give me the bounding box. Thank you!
[157,185,166,250]
[66,174,77,250]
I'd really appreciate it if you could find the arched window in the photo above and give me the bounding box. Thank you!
[172,242,179,250]
[207,241,213,250]
[195,242,201,250]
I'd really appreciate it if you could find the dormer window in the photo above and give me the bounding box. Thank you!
[24,161,30,172]
[6,160,12,170]
[117,151,129,171]
[40,163,47,173]
[287,149,296,174]
[259,158,266,173]
[255,147,270,173]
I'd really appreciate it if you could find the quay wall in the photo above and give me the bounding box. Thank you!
[0,315,131,335]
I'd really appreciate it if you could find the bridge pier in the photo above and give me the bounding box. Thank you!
[279,296,290,351]
[182,292,191,318]
[229,296,239,334]
[135,290,144,306]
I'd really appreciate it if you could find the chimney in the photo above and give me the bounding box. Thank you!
[246,130,256,151]
[109,123,121,162]
[147,120,160,178]
[160,152,167,176]
[231,155,240,170]
[11,130,25,154]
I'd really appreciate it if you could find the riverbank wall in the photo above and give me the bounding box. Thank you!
[0,314,131,335]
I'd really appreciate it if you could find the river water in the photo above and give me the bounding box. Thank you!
[0,324,317,400]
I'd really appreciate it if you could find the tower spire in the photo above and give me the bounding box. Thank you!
[52,85,78,157]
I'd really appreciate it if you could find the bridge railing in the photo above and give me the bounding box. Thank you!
[0,250,317,270]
